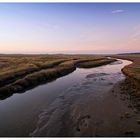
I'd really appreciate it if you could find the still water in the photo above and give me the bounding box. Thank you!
[0,59,132,136]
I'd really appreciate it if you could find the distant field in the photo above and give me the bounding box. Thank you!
[0,54,116,99]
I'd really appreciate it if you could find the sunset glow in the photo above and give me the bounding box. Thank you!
[0,3,140,54]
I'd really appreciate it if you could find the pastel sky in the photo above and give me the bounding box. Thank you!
[0,3,140,54]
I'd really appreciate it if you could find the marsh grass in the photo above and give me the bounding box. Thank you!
[113,54,140,81]
[77,58,116,68]
[0,54,115,98]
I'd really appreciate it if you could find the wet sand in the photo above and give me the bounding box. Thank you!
[58,83,140,137]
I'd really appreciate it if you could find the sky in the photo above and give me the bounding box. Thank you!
[0,3,140,54]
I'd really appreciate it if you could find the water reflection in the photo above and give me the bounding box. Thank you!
[0,59,132,136]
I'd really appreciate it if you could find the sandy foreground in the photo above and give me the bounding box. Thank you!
[59,83,140,137]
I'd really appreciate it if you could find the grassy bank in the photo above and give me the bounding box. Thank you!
[0,54,115,99]
[113,54,140,81]
[113,54,140,110]
[77,58,116,68]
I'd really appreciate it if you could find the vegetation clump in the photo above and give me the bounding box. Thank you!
[77,58,116,68]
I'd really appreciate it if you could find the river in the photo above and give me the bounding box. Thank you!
[1,58,139,137]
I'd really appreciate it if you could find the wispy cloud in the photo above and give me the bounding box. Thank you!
[112,9,124,14]
[129,26,140,41]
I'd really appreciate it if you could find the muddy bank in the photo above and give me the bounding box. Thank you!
[57,83,140,137]
[120,78,140,111]
[111,55,140,111]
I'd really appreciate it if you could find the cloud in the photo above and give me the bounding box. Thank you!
[129,26,140,42]
[112,9,124,14]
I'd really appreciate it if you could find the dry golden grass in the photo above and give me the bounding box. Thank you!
[77,58,116,68]
[0,54,115,97]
